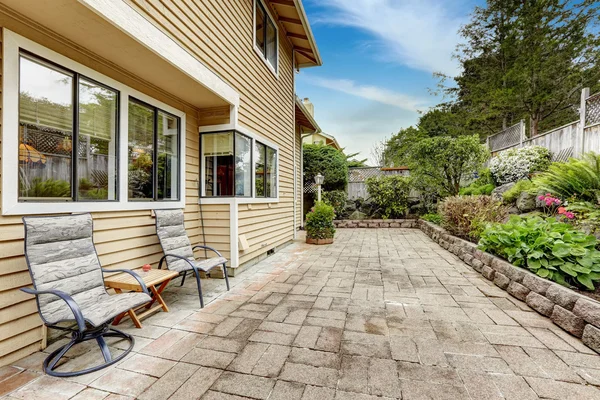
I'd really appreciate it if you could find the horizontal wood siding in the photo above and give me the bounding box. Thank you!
[0,14,230,365]
[124,0,297,265]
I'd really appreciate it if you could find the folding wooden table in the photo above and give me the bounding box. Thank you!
[104,267,179,328]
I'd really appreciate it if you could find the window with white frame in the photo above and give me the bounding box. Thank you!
[201,131,277,199]
[254,0,278,74]
[3,31,185,215]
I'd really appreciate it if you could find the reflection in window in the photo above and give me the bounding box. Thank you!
[255,2,266,55]
[254,0,278,72]
[235,133,252,196]
[266,146,277,197]
[254,142,266,198]
[78,78,118,201]
[266,19,277,70]
[157,111,179,200]
[202,132,233,197]
[128,100,154,200]
[19,55,74,200]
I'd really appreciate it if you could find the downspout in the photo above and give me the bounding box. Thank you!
[293,51,297,239]
[300,131,313,228]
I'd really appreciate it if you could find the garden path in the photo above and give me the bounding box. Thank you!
[2,228,600,399]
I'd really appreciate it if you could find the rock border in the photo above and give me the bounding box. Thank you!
[334,219,418,229]
[334,218,600,353]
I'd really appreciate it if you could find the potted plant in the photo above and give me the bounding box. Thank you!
[306,201,336,244]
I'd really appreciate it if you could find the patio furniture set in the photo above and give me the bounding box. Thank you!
[20,209,230,377]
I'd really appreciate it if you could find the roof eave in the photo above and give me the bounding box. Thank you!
[293,0,322,68]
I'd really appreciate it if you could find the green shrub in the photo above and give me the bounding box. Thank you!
[81,188,109,200]
[305,202,336,240]
[365,175,412,219]
[421,213,442,225]
[459,183,494,196]
[502,180,534,204]
[489,146,551,184]
[439,195,508,241]
[21,178,70,198]
[322,190,347,218]
[303,144,348,191]
[479,216,600,290]
[566,201,600,235]
[532,153,600,202]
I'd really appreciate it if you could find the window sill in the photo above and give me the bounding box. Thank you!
[200,197,279,205]
[1,199,185,216]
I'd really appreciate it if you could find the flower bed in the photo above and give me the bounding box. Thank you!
[419,220,600,353]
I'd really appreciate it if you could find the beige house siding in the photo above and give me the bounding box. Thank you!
[124,0,298,267]
[0,9,233,365]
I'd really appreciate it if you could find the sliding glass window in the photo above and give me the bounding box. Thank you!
[202,131,252,197]
[18,53,118,202]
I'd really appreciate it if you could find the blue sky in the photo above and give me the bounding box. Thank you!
[296,0,480,164]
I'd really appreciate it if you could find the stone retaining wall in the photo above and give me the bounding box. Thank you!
[334,219,418,229]
[418,220,600,353]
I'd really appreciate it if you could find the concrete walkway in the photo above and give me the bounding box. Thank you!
[2,228,600,399]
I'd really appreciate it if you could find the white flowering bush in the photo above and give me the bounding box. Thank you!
[489,146,551,184]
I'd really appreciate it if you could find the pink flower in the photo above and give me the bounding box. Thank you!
[554,199,561,205]
[565,212,575,219]
[557,207,566,214]
[545,200,552,206]
[538,195,544,201]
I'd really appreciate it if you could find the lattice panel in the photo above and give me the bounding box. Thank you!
[586,93,600,126]
[348,167,382,183]
[20,124,72,156]
[304,182,316,194]
[488,122,522,152]
[552,147,573,163]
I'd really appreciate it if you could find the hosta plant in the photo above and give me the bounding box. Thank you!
[489,146,551,184]
[479,216,600,290]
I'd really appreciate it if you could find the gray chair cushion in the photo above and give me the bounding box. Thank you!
[23,214,151,326]
[155,209,227,273]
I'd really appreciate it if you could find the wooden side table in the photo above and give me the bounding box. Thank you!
[104,268,179,328]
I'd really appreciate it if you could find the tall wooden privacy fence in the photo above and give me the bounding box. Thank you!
[487,88,600,160]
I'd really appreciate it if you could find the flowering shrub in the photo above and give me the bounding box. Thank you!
[489,146,551,184]
[479,216,600,290]
[538,193,562,215]
[305,202,336,240]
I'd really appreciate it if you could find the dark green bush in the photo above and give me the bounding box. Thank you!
[303,144,348,191]
[305,202,336,240]
[322,190,347,218]
[365,175,412,219]
[21,178,70,198]
[459,183,495,196]
[439,195,508,241]
[479,216,600,290]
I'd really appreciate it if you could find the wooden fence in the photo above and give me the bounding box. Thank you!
[487,88,600,159]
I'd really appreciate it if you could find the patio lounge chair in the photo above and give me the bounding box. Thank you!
[21,214,152,377]
[154,209,229,308]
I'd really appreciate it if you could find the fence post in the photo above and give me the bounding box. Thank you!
[578,87,590,157]
[519,120,525,147]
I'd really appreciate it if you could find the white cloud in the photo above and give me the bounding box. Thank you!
[312,0,465,76]
[304,76,430,112]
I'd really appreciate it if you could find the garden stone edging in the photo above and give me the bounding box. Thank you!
[417,220,600,354]
[335,218,600,353]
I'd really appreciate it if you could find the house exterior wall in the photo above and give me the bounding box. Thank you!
[0,0,302,365]
[122,0,299,266]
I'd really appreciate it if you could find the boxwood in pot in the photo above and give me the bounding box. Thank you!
[306,202,336,244]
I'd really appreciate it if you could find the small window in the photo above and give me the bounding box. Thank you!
[128,98,180,201]
[255,141,277,198]
[18,53,118,202]
[254,0,278,73]
[202,131,252,197]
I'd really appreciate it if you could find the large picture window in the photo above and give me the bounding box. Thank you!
[254,0,278,74]
[128,99,180,201]
[4,32,186,215]
[18,53,118,202]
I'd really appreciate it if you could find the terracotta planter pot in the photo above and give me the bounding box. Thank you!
[306,237,334,245]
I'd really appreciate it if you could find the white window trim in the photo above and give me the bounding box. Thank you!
[199,124,279,204]
[253,0,279,78]
[2,29,186,215]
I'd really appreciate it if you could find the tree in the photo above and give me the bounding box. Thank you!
[383,127,424,167]
[446,0,600,136]
[344,150,369,168]
[303,144,348,191]
[408,135,489,196]
[370,138,388,167]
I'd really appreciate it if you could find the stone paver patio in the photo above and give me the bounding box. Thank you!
[2,228,600,399]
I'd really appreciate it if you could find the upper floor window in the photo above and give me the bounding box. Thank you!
[254,0,278,74]
[201,131,277,199]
